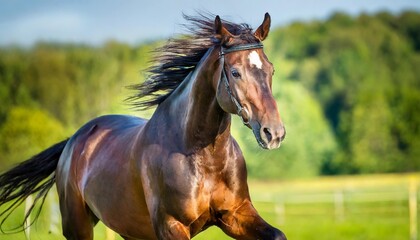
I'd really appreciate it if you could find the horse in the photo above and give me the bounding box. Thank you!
[0,13,286,239]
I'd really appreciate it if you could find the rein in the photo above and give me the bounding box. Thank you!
[219,42,264,127]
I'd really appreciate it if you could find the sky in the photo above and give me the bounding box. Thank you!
[1,0,420,46]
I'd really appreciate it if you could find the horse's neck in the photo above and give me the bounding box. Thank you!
[154,48,231,152]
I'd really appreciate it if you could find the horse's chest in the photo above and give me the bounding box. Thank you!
[188,176,238,217]
[157,152,241,227]
[176,178,236,234]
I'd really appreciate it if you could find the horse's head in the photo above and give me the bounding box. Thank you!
[214,13,286,150]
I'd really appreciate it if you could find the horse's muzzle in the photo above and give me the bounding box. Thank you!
[260,124,286,150]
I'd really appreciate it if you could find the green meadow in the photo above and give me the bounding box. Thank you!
[1,173,418,240]
[1,10,420,240]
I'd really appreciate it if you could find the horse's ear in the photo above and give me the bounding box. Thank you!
[214,15,233,44]
[254,13,271,41]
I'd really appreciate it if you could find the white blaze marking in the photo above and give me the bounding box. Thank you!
[248,51,263,69]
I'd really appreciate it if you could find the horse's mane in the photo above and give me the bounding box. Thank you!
[127,13,258,110]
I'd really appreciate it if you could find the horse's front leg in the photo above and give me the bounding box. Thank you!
[151,211,191,240]
[217,199,287,240]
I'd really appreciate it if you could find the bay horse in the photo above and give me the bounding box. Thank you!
[0,13,286,239]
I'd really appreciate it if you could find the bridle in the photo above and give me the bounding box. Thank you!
[219,42,264,127]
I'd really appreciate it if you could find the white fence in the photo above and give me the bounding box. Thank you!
[21,177,418,240]
[252,179,418,240]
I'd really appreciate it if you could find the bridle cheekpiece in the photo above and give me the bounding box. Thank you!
[219,42,264,127]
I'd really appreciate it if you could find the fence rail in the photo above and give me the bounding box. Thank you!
[19,175,419,240]
[252,179,418,240]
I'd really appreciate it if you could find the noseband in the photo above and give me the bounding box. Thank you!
[219,42,264,127]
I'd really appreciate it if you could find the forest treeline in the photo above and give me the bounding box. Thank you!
[0,11,419,179]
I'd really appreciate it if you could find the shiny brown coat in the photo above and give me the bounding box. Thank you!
[0,13,286,240]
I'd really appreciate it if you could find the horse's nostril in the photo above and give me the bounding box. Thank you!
[280,127,286,141]
[263,128,272,143]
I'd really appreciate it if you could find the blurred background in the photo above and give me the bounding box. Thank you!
[0,0,420,239]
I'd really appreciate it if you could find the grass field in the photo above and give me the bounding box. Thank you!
[1,173,419,240]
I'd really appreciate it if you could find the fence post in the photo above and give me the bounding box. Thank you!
[275,199,285,225]
[49,190,60,234]
[334,190,344,222]
[409,178,418,240]
[24,195,33,239]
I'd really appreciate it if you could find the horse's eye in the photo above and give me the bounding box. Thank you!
[231,69,241,78]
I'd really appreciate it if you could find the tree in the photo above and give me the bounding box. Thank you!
[0,107,67,170]
[233,80,337,179]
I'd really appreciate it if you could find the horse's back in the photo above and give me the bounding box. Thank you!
[58,114,147,177]
[56,114,156,239]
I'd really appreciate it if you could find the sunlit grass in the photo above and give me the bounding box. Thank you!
[1,173,418,239]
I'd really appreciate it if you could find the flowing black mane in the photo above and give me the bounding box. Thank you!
[127,13,258,109]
